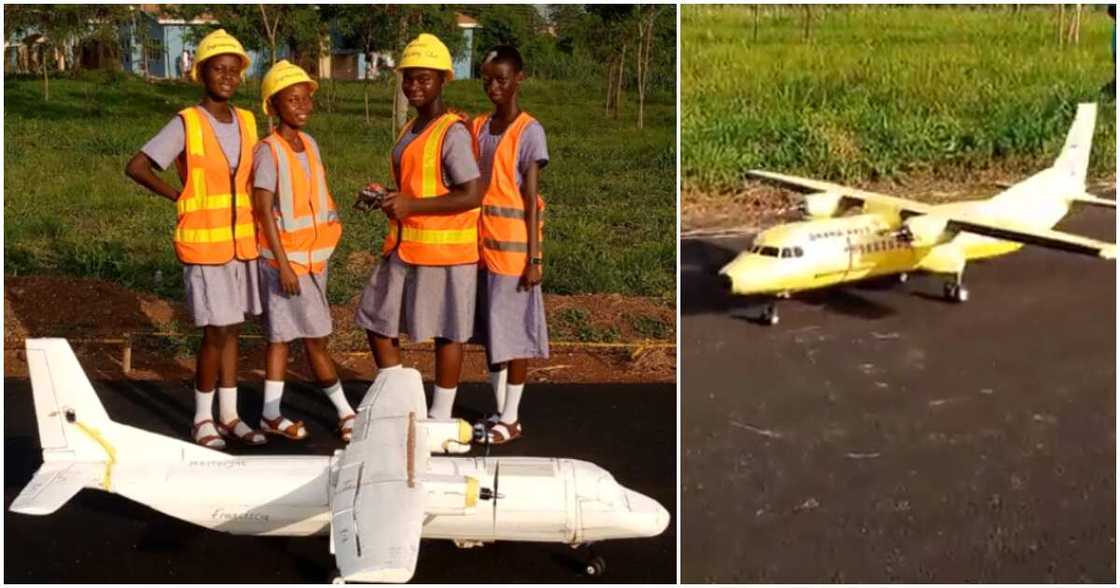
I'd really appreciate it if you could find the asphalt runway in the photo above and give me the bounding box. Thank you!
[4,377,675,583]
[682,205,1116,582]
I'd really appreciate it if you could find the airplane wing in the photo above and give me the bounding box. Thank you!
[331,370,431,583]
[944,218,1116,259]
[747,169,936,215]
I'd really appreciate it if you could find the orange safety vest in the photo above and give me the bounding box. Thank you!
[470,112,545,276]
[173,106,259,264]
[381,112,480,266]
[256,132,342,275]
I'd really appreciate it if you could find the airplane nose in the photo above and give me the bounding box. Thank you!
[623,489,671,537]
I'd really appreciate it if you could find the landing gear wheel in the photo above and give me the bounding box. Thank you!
[897,272,910,284]
[943,282,969,303]
[761,304,780,326]
[329,568,346,584]
[584,555,607,577]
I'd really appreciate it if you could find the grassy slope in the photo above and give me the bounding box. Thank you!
[683,5,1117,192]
[4,73,675,303]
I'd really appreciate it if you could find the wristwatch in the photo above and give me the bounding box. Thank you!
[529,257,543,266]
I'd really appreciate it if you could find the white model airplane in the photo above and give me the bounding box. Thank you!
[9,339,669,582]
[719,103,1115,324]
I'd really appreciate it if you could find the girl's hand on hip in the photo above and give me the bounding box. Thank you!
[280,263,302,297]
[519,264,542,291]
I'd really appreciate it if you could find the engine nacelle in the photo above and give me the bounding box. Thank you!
[901,215,950,247]
[800,192,844,219]
[422,419,473,454]
[422,474,483,516]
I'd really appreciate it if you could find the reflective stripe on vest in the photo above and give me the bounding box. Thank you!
[471,112,545,276]
[174,106,259,264]
[257,132,342,275]
[381,113,480,266]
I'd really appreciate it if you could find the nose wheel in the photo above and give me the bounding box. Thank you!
[571,543,607,577]
[328,568,346,584]
[584,554,607,577]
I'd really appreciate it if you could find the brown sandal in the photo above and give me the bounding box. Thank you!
[487,421,522,445]
[338,414,357,443]
[259,415,308,440]
[218,418,267,446]
[191,419,226,449]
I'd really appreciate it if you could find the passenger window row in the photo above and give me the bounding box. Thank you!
[750,245,805,258]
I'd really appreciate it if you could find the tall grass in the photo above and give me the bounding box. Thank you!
[4,71,675,302]
[683,5,1117,192]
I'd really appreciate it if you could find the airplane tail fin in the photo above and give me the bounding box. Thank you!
[1052,103,1097,189]
[11,339,227,516]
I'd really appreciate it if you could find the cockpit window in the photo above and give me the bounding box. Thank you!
[758,246,779,257]
[793,246,804,257]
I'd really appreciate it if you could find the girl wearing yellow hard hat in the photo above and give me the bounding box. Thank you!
[125,29,265,449]
[250,60,354,442]
[354,33,483,420]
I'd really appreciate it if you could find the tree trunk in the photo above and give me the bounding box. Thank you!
[42,55,49,101]
[364,78,371,125]
[802,5,812,42]
[605,59,616,114]
[613,43,626,119]
[393,70,408,137]
[1058,4,1065,47]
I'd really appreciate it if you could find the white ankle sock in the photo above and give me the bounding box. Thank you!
[323,381,354,417]
[218,386,239,423]
[429,385,457,419]
[500,383,524,424]
[194,388,215,424]
[263,380,284,421]
[489,368,508,414]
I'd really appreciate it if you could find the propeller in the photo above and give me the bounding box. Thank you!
[477,461,503,528]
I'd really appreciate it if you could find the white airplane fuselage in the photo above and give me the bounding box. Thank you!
[100,453,668,544]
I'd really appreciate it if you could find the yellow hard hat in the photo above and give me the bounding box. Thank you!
[261,60,318,115]
[398,33,454,80]
[191,28,251,83]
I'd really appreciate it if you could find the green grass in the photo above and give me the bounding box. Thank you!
[4,70,675,302]
[683,5,1118,192]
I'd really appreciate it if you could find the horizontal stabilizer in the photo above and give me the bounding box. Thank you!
[1070,193,1117,209]
[9,461,101,515]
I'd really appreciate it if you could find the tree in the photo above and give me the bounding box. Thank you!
[635,6,663,130]
[5,4,129,99]
[331,6,458,134]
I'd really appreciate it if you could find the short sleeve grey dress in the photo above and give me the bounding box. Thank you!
[474,115,551,365]
[354,121,481,343]
[141,107,262,327]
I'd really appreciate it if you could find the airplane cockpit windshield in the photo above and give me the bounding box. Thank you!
[750,245,804,259]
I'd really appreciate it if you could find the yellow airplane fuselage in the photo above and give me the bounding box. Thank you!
[720,168,1076,297]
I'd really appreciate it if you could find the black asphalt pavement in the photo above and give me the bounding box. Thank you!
[4,378,675,583]
[682,205,1115,582]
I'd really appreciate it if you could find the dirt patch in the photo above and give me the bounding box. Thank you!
[3,275,675,384]
[682,172,1118,233]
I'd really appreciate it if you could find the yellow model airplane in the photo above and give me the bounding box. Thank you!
[720,103,1115,325]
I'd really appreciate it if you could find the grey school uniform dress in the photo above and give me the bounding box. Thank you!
[354,122,481,343]
[142,106,262,328]
[252,135,335,343]
[475,116,551,365]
